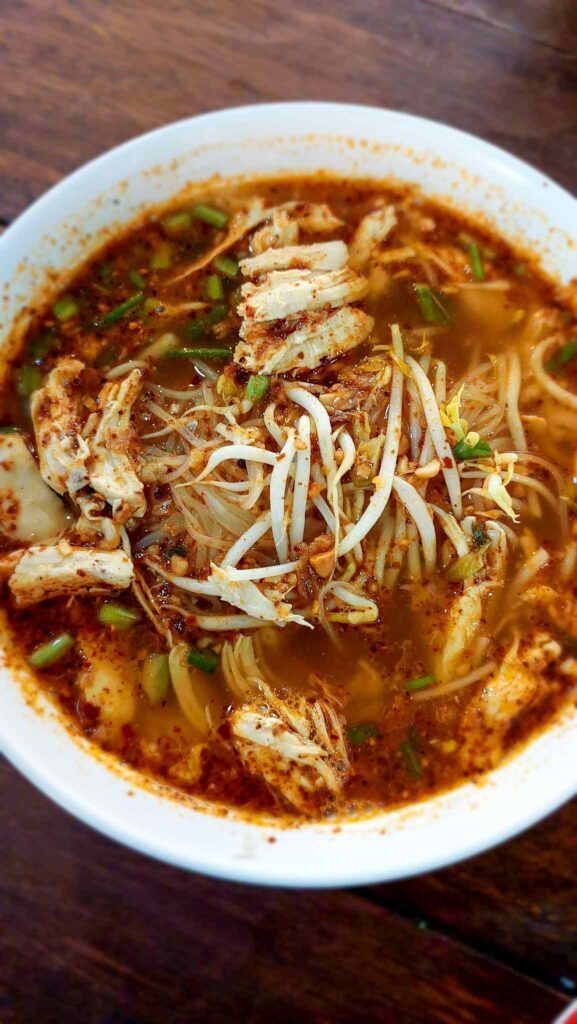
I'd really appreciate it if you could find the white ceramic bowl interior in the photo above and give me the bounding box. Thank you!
[1,103,576,887]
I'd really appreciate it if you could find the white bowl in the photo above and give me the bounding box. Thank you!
[1,102,576,888]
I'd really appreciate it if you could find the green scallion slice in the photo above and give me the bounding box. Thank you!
[128,269,146,289]
[188,647,219,674]
[142,653,171,705]
[205,274,224,301]
[453,438,492,461]
[400,736,423,776]
[16,365,42,396]
[0,424,19,434]
[467,243,485,281]
[414,285,452,326]
[26,328,58,364]
[348,722,379,745]
[245,374,269,402]
[150,242,173,270]
[404,674,435,692]
[545,338,577,372]
[191,203,229,229]
[161,211,192,236]
[92,292,144,328]
[165,347,232,361]
[445,540,492,582]
[98,601,141,629]
[52,294,79,322]
[99,261,113,284]
[213,255,239,278]
[204,304,229,325]
[28,633,75,669]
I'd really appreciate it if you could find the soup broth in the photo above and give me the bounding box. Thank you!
[1,176,576,820]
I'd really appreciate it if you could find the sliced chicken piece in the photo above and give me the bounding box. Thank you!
[280,201,343,235]
[78,631,136,741]
[7,544,133,606]
[30,357,90,496]
[234,306,374,374]
[208,564,312,629]
[86,369,145,522]
[239,266,368,323]
[0,433,68,542]
[240,241,348,278]
[250,208,299,254]
[413,523,507,683]
[461,631,562,770]
[348,203,397,271]
[230,684,349,813]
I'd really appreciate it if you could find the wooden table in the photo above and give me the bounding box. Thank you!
[1,2,576,1021]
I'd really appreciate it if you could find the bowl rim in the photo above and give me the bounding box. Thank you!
[1,100,576,888]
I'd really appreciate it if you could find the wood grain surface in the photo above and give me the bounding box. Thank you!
[1,2,576,1022]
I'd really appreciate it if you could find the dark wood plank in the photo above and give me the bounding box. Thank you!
[380,798,577,993]
[0,758,568,1024]
[0,0,575,222]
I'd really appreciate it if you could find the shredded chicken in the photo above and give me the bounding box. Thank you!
[230,684,349,813]
[85,369,146,522]
[235,235,373,374]
[0,433,68,542]
[348,202,397,271]
[30,357,90,496]
[7,544,133,606]
[235,307,374,375]
[461,631,562,769]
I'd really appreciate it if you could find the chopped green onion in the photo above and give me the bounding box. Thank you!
[0,424,18,434]
[400,736,423,776]
[467,243,485,281]
[128,269,146,289]
[446,541,492,582]
[166,544,187,558]
[16,365,42,396]
[52,294,79,322]
[404,674,435,692]
[472,526,490,548]
[28,633,75,669]
[99,261,113,284]
[348,722,379,745]
[414,285,452,326]
[245,374,269,402]
[183,305,229,341]
[205,304,229,325]
[165,347,232,361]
[188,647,219,674]
[453,438,492,461]
[92,292,144,328]
[161,211,192,236]
[94,345,116,368]
[150,242,172,270]
[98,601,141,629]
[26,328,58,363]
[213,255,239,278]
[144,297,165,314]
[545,339,577,372]
[191,203,229,228]
[205,274,224,301]
[142,653,170,705]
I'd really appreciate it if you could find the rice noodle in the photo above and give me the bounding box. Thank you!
[290,415,311,550]
[269,429,297,561]
[221,512,272,567]
[504,350,527,451]
[337,328,405,555]
[531,337,577,411]
[412,661,497,702]
[391,476,437,573]
[406,356,462,516]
